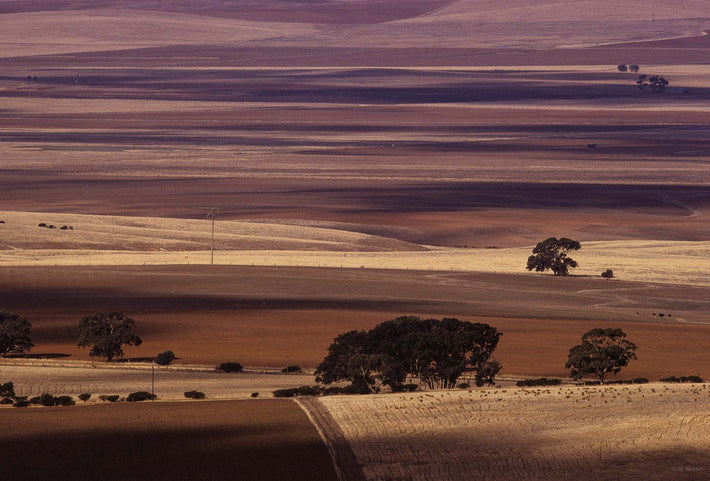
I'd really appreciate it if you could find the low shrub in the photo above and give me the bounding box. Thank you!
[98,394,120,402]
[32,393,75,406]
[54,395,75,406]
[457,382,471,389]
[630,378,649,384]
[251,392,259,398]
[40,393,55,407]
[281,365,302,373]
[323,384,371,395]
[660,375,704,383]
[14,397,30,408]
[391,383,419,392]
[78,393,91,402]
[217,362,243,373]
[184,390,206,399]
[601,269,614,279]
[155,350,176,366]
[126,391,156,402]
[516,378,562,387]
[273,385,322,398]
[38,223,46,227]
[0,381,15,403]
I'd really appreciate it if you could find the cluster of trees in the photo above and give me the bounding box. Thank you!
[617,64,640,72]
[0,310,143,362]
[637,74,669,92]
[315,316,502,393]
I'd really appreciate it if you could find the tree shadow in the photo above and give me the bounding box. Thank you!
[4,353,71,359]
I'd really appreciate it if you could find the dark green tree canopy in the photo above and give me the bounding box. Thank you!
[526,237,581,276]
[0,311,34,356]
[565,328,638,384]
[315,316,502,392]
[77,312,142,361]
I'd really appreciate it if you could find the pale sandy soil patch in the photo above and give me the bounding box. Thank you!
[319,385,710,480]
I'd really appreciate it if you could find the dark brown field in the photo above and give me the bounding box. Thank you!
[0,400,338,481]
[1,265,707,379]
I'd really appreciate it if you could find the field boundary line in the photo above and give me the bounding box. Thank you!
[295,397,367,481]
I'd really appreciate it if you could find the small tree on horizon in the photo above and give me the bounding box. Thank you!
[565,328,638,384]
[0,311,34,356]
[526,237,581,276]
[77,312,142,361]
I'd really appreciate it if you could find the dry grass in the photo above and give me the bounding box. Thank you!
[320,385,710,480]
[0,399,337,481]
[1,211,708,286]
[0,361,316,400]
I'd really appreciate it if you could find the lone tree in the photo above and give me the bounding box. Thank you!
[0,311,34,356]
[526,237,581,276]
[565,328,637,384]
[316,316,502,392]
[78,312,142,361]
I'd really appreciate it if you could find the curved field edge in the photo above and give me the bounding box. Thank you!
[318,386,710,481]
[0,399,338,481]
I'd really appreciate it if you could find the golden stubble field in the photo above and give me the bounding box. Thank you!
[318,385,710,481]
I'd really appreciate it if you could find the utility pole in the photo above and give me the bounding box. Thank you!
[203,207,219,265]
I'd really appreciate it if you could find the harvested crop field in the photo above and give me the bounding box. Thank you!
[0,362,316,400]
[0,399,338,481]
[316,385,710,480]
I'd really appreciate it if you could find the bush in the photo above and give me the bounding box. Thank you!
[217,362,243,373]
[251,392,259,398]
[0,381,15,403]
[273,385,322,398]
[323,384,370,395]
[391,383,419,392]
[33,393,75,406]
[660,375,704,383]
[516,378,562,387]
[40,393,55,407]
[78,393,91,402]
[54,395,75,406]
[38,223,47,227]
[14,398,30,408]
[601,269,614,278]
[155,350,176,366]
[126,391,156,402]
[617,64,628,72]
[630,378,649,384]
[184,390,206,399]
[99,394,120,402]
[281,365,302,373]
[457,382,470,389]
